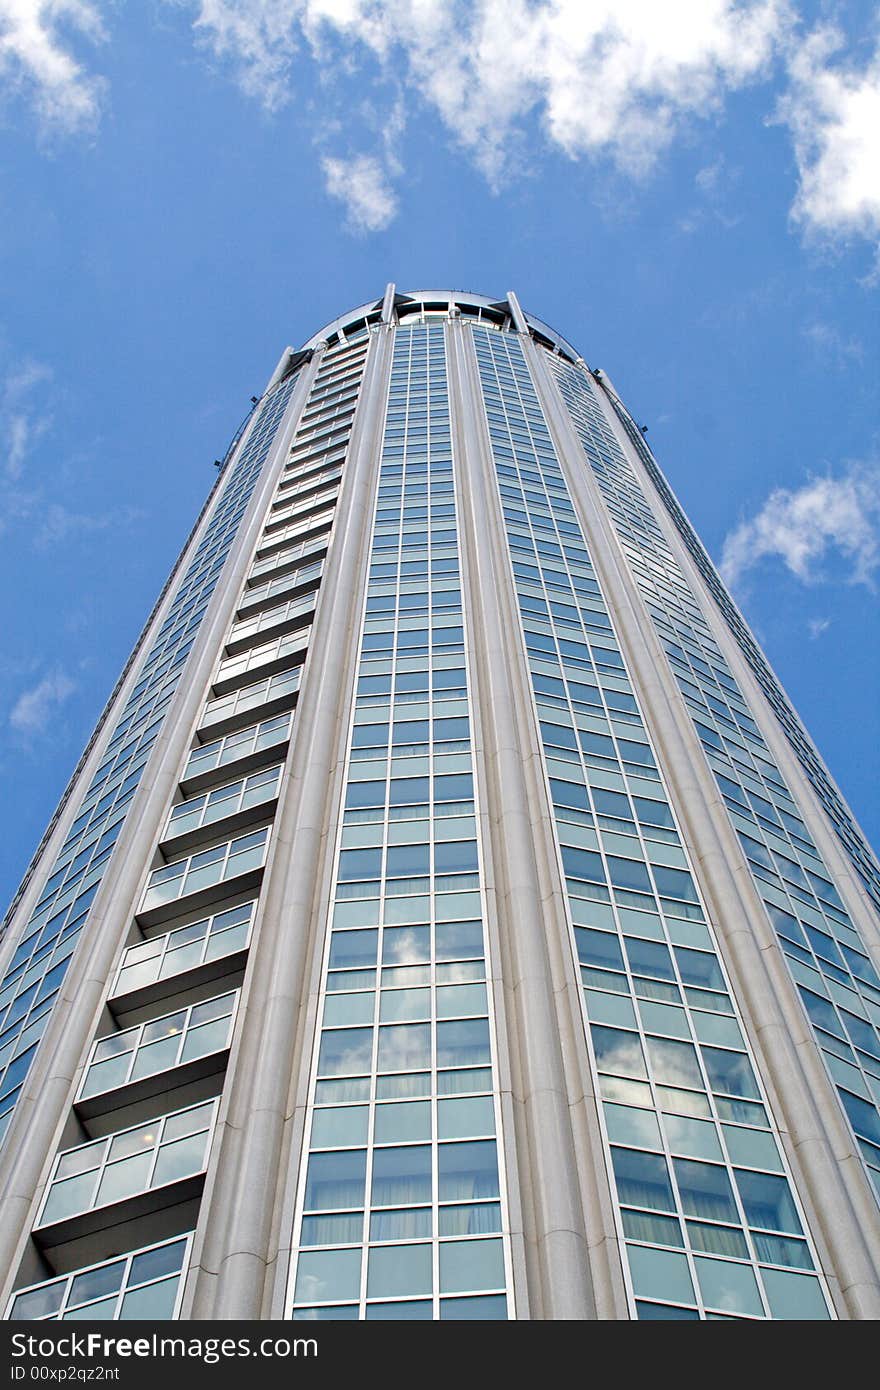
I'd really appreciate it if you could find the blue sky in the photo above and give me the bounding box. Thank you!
[0,0,878,908]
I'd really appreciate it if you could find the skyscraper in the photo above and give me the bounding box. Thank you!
[1,286,879,1322]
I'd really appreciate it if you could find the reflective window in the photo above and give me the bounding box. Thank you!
[548,352,880,1210]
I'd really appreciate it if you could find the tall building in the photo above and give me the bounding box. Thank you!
[1,287,879,1323]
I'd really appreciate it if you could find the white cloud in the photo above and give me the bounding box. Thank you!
[191,0,299,112]
[183,0,791,222]
[0,354,146,545]
[803,319,863,368]
[720,462,880,589]
[777,26,880,252]
[33,500,143,548]
[807,616,831,639]
[321,151,397,232]
[9,669,75,734]
[0,0,106,132]
[2,358,51,480]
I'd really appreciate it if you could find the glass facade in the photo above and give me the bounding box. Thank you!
[3,290,877,1322]
[470,324,831,1319]
[0,374,300,1144]
[547,356,880,1205]
[3,328,372,1321]
[610,391,880,917]
[287,324,514,1322]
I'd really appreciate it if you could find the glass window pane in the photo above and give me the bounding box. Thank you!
[438,1141,499,1202]
[734,1170,803,1234]
[374,1101,431,1144]
[305,1150,367,1210]
[294,1249,361,1304]
[591,1026,647,1079]
[366,1299,432,1319]
[68,1261,126,1306]
[370,1208,431,1241]
[627,1245,695,1305]
[760,1268,830,1319]
[318,1028,373,1076]
[436,1019,490,1068]
[603,1103,662,1150]
[129,1241,186,1286]
[367,1243,432,1298]
[377,1023,431,1072]
[437,1096,495,1140]
[439,1238,505,1294]
[694,1257,763,1316]
[94,1153,153,1209]
[440,1294,507,1320]
[664,1114,723,1162]
[673,1159,738,1223]
[301,1213,364,1246]
[118,1275,180,1320]
[10,1281,67,1319]
[371,1145,432,1206]
[310,1107,370,1149]
[610,1148,674,1212]
[62,1296,119,1321]
[292,1305,359,1320]
[151,1132,208,1188]
[722,1126,782,1171]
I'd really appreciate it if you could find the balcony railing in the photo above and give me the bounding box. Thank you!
[200,667,302,734]
[35,1099,218,1239]
[238,559,324,617]
[162,764,282,847]
[182,712,291,785]
[139,827,269,919]
[110,901,255,1005]
[78,993,237,1104]
[226,595,316,653]
[6,1234,192,1321]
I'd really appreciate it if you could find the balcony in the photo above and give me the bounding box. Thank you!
[7,1234,191,1321]
[237,557,324,621]
[160,764,282,857]
[254,507,335,562]
[199,666,302,738]
[248,535,328,586]
[212,628,310,698]
[137,826,269,927]
[76,992,237,1122]
[34,1099,217,1258]
[109,901,255,1017]
[180,712,292,795]
[225,594,317,657]
[264,485,340,535]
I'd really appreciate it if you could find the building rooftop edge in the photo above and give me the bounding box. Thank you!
[293,288,584,365]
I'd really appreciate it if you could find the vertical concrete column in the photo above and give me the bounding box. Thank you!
[527,341,880,1318]
[0,357,322,1309]
[380,283,397,323]
[447,321,628,1320]
[185,327,394,1320]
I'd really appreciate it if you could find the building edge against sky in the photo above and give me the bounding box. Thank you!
[0,287,878,1321]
